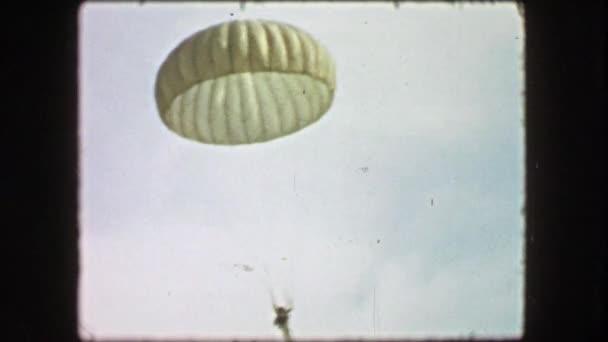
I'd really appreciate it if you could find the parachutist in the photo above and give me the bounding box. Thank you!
[273,305,292,342]
[273,305,291,327]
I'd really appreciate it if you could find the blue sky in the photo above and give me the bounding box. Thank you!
[79,2,524,339]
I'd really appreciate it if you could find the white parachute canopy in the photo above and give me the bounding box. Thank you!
[154,19,336,145]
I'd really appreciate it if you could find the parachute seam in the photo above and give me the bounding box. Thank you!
[224,22,234,75]
[211,22,231,77]
[246,21,253,77]
[231,21,249,74]
[207,80,216,144]
[171,50,185,87]
[256,21,269,70]
[310,77,321,121]
[177,42,190,86]
[278,24,297,73]
[242,21,251,72]
[269,23,288,71]
[261,29,283,136]
[236,22,251,144]
[186,87,198,139]
[239,74,251,144]
[251,73,266,141]
[277,24,290,71]
[165,58,179,114]
[156,80,168,124]
[177,87,186,137]
[201,30,213,81]
[260,73,277,138]
[192,83,202,141]
[315,34,326,81]
[262,24,273,74]
[265,73,283,135]
[173,99,181,133]
[317,81,328,120]
[223,77,231,143]
[291,75,309,125]
[303,76,316,123]
[276,24,289,71]
[300,31,310,75]
[308,32,320,78]
[209,27,219,80]
[191,31,201,80]
[279,73,299,132]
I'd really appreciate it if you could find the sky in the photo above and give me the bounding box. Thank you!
[78,1,525,340]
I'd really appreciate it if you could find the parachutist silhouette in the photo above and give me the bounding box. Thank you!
[274,305,291,327]
[273,304,292,342]
[268,284,293,342]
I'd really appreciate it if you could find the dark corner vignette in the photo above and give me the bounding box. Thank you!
[16,1,605,342]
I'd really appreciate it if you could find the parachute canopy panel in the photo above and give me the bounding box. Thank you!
[154,19,336,145]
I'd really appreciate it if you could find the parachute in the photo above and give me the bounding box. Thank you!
[154,19,336,145]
